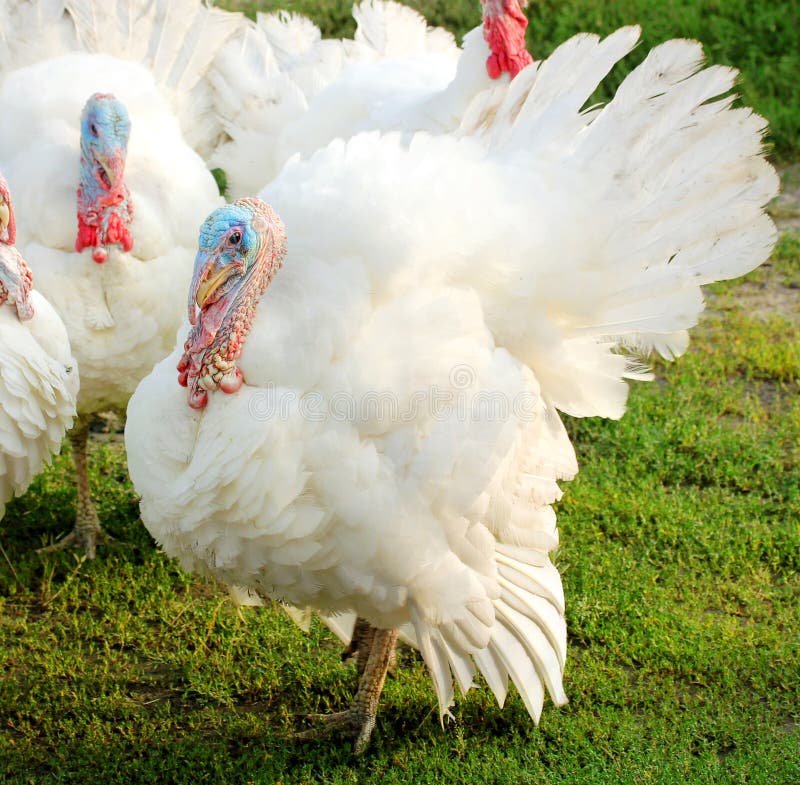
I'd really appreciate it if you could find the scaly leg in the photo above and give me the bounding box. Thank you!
[342,617,397,678]
[341,617,375,676]
[295,625,398,754]
[38,419,111,559]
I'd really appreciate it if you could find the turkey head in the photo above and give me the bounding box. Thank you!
[178,199,287,410]
[75,93,134,264]
[0,173,33,321]
[482,0,533,78]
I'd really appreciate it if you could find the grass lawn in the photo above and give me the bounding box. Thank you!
[1,2,799,783]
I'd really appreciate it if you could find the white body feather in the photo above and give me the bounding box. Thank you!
[209,0,477,198]
[126,29,778,720]
[0,47,222,415]
[0,290,77,518]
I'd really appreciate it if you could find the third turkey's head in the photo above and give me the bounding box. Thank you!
[75,93,134,264]
[481,0,533,79]
[177,199,287,410]
[0,172,33,321]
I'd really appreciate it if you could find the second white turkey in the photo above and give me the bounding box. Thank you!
[0,0,229,555]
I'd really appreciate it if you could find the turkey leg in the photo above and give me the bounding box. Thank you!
[295,625,398,754]
[342,616,375,677]
[38,418,111,559]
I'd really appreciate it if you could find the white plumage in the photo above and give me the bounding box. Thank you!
[1,0,240,158]
[0,0,231,550]
[209,0,486,198]
[0,287,78,520]
[0,53,219,409]
[126,26,777,735]
[0,0,244,403]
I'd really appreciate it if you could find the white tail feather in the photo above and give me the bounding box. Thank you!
[471,645,509,707]
[495,601,566,705]
[453,28,778,418]
[486,620,546,722]
[411,603,456,721]
[442,639,477,697]
[411,544,567,723]
[4,0,240,156]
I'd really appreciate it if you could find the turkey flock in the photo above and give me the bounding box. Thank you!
[0,0,778,755]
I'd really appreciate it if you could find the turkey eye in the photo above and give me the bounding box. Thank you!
[228,231,242,246]
[90,123,99,137]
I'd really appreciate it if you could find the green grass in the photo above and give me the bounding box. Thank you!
[222,0,800,161]
[1,232,798,782]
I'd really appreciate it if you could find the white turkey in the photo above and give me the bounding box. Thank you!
[0,172,78,521]
[125,24,778,753]
[0,0,234,555]
[209,0,531,197]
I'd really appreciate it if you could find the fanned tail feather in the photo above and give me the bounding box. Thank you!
[3,0,240,156]
[67,0,240,155]
[412,552,567,722]
[410,541,568,722]
[353,0,457,58]
[209,0,460,197]
[395,27,777,712]
[454,29,778,419]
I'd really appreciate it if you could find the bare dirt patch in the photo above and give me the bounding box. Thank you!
[727,274,799,323]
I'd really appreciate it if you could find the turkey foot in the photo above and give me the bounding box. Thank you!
[37,421,113,560]
[295,626,398,754]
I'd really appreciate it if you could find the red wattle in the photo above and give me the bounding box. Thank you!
[105,211,134,252]
[219,368,243,394]
[75,215,98,254]
[188,388,208,409]
[76,186,134,260]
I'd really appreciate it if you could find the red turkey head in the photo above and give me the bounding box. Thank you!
[482,0,533,78]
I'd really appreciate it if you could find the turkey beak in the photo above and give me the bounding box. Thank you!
[96,150,126,189]
[195,265,232,308]
[0,195,13,246]
[188,248,241,324]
